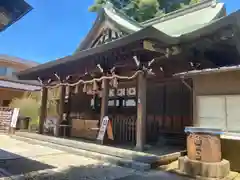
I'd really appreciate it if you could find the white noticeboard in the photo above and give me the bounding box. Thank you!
[197,96,226,129]
[97,116,109,141]
[226,96,240,132]
[10,108,20,128]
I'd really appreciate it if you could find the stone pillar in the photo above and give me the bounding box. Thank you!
[39,87,48,134]
[100,78,109,123]
[55,85,66,137]
[179,127,230,179]
[135,71,147,151]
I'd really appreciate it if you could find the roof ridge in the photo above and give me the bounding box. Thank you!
[104,2,143,28]
[141,0,218,26]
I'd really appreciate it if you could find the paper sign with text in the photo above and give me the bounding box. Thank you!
[10,108,20,128]
[97,116,109,140]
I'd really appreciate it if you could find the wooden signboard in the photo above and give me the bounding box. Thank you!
[0,107,13,131]
[0,107,20,132]
[97,116,114,141]
[97,116,109,140]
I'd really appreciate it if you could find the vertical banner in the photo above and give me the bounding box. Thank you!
[97,116,109,140]
[10,108,20,128]
[107,119,114,140]
[97,116,114,141]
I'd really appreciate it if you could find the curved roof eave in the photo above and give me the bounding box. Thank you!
[103,2,142,32]
[17,9,240,81]
[75,3,142,52]
[180,9,240,42]
[17,27,178,80]
[75,9,106,52]
[150,1,226,37]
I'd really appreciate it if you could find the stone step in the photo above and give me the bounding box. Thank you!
[11,135,151,172]
[14,132,166,163]
[11,132,183,169]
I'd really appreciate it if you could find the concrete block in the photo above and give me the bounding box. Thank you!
[178,156,230,179]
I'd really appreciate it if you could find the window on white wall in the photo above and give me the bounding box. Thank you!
[226,96,240,132]
[197,95,240,133]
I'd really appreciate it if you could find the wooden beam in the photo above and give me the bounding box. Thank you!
[143,40,181,56]
[55,85,66,137]
[143,40,165,53]
[66,86,73,137]
[39,87,48,134]
[100,78,109,123]
[135,71,147,151]
[99,78,110,144]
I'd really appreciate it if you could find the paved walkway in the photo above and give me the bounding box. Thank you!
[0,135,191,180]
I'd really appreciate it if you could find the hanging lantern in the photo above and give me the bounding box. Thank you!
[93,80,98,91]
[101,80,105,89]
[112,77,118,88]
[87,83,93,95]
[83,83,87,93]
[74,84,79,94]
[66,86,70,97]
[98,90,103,98]
[109,79,113,87]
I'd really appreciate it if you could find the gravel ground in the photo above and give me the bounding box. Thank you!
[0,135,191,180]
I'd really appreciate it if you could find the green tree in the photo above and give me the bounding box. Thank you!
[89,0,201,22]
[189,0,200,4]
[9,89,59,129]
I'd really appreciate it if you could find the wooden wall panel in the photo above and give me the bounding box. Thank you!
[146,79,192,144]
[71,119,98,140]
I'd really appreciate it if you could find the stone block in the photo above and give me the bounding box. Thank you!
[178,156,230,179]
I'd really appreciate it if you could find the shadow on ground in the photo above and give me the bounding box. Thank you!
[0,149,191,180]
[7,164,137,180]
[6,164,192,180]
[0,149,55,177]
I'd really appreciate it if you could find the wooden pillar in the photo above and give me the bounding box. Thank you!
[66,86,72,122]
[55,85,66,136]
[39,87,48,134]
[100,79,109,123]
[135,71,147,151]
[66,86,73,137]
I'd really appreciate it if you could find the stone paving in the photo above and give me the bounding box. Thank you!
[0,135,191,180]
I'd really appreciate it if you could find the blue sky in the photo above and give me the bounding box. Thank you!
[0,0,238,63]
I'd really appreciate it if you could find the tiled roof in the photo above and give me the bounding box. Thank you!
[0,0,33,32]
[0,55,39,67]
[0,79,41,91]
[76,0,225,51]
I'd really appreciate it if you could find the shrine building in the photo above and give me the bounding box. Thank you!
[17,0,240,152]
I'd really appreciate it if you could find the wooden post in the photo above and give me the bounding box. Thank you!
[98,78,109,144]
[135,71,147,151]
[39,87,48,134]
[55,85,66,137]
[66,86,73,137]
[100,78,109,123]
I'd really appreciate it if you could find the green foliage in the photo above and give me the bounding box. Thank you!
[24,90,59,117]
[9,89,59,127]
[189,0,200,5]
[9,97,40,126]
[89,0,201,22]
